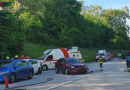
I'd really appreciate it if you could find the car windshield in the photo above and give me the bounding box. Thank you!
[0,61,12,68]
[43,55,47,60]
[29,60,37,64]
[98,53,104,56]
[65,58,81,64]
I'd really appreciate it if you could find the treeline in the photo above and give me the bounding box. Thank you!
[0,0,130,56]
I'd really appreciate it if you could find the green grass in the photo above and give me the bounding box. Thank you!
[22,43,128,62]
[22,43,57,59]
[80,48,98,63]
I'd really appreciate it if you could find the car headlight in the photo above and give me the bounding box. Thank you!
[71,66,75,69]
[0,71,9,75]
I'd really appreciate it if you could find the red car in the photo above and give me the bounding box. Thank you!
[55,58,88,74]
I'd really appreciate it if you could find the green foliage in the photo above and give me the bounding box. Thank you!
[22,43,57,59]
[0,11,24,57]
[0,0,129,60]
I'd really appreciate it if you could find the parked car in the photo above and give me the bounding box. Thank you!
[23,59,42,74]
[55,58,88,74]
[0,59,34,83]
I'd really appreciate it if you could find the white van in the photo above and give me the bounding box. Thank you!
[96,50,107,61]
[41,47,82,70]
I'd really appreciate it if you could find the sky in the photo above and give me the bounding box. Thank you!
[79,0,130,10]
[78,0,130,36]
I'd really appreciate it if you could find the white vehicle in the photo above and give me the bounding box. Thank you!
[23,59,42,74]
[96,50,107,61]
[41,47,82,71]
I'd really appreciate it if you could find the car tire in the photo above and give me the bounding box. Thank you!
[55,68,59,73]
[84,69,87,74]
[28,71,33,79]
[10,74,15,83]
[65,68,69,75]
[38,68,42,74]
[42,65,48,71]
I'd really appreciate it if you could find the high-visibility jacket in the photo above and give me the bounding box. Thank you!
[15,55,19,59]
[6,56,10,59]
[98,58,103,64]
[119,53,121,57]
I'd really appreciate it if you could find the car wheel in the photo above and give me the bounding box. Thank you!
[65,68,69,75]
[10,74,15,83]
[55,68,59,73]
[42,65,48,71]
[84,69,87,74]
[28,72,33,79]
[38,68,42,74]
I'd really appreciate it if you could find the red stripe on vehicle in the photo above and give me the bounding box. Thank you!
[0,2,1,7]
[60,48,69,58]
[43,60,57,63]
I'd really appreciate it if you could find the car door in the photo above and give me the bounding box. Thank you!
[30,60,39,74]
[14,61,25,79]
[21,61,30,77]
[59,59,65,73]
[46,55,53,69]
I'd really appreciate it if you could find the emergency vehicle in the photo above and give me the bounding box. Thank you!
[41,47,82,71]
[96,50,107,62]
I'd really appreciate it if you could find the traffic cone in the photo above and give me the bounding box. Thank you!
[5,76,9,88]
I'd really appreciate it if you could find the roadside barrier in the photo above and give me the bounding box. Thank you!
[5,76,9,88]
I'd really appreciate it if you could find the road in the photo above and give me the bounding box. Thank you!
[0,58,130,90]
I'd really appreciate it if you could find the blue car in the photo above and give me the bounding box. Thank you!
[0,59,34,83]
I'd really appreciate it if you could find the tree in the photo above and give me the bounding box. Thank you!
[0,11,24,56]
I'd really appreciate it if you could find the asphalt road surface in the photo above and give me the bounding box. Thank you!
[0,58,130,90]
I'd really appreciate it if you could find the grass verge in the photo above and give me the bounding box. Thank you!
[22,43,128,62]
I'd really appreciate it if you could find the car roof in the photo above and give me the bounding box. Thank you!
[3,59,27,62]
[22,59,37,61]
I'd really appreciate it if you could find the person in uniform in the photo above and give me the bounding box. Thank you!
[6,56,10,60]
[126,54,130,72]
[14,55,19,59]
[98,55,104,71]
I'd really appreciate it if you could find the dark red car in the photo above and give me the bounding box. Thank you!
[55,58,88,74]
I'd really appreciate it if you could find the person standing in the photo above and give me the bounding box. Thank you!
[126,54,130,72]
[6,56,10,60]
[25,56,29,59]
[14,55,19,59]
[98,56,104,71]
[19,55,24,60]
[119,52,122,58]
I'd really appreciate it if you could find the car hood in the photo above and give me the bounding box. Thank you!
[0,67,10,73]
[70,63,85,67]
